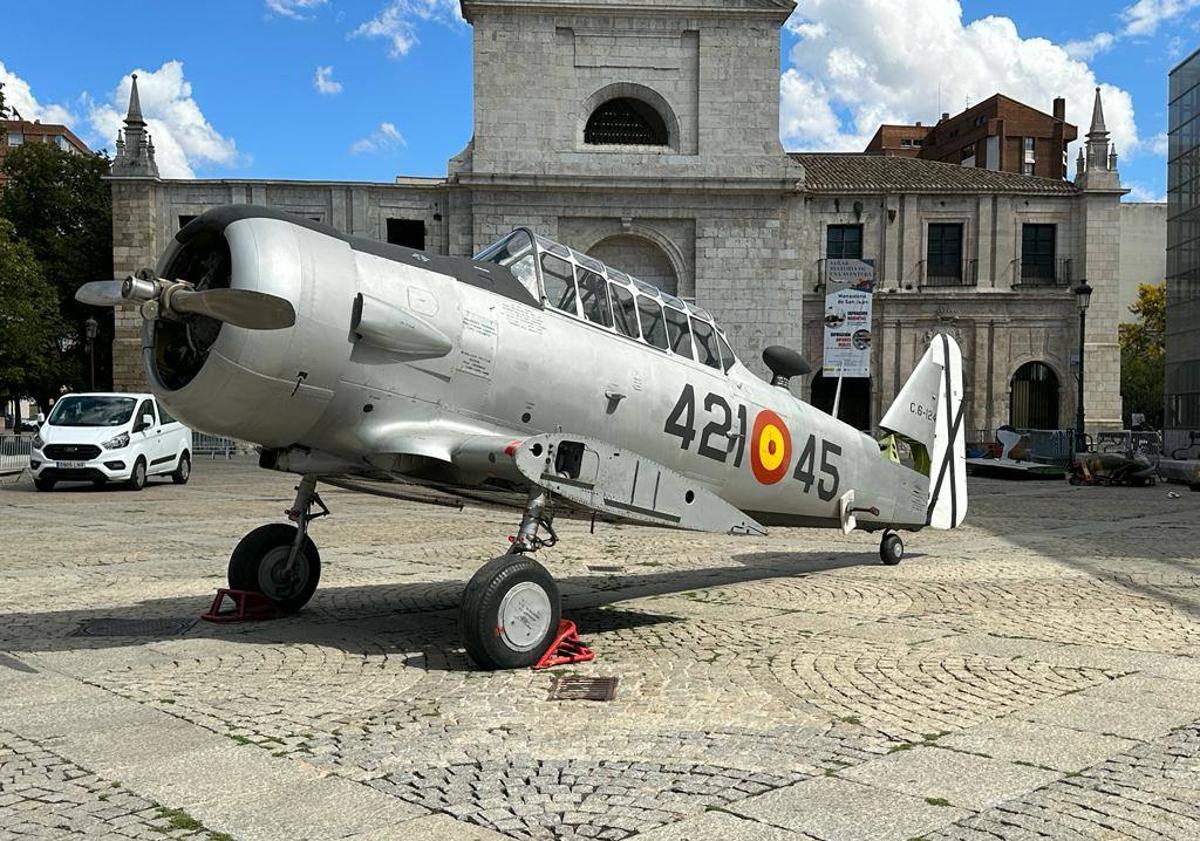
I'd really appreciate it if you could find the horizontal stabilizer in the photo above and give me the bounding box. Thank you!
[511,434,765,536]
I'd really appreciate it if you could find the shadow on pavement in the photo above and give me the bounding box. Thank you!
[0,550,873,664]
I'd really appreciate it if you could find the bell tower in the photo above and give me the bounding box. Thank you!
[111,74,159,178]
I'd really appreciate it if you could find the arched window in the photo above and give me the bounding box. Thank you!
[584,98,668,146]
[1010,362,1060,429]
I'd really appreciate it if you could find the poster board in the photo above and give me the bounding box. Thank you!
[822,258,875,378]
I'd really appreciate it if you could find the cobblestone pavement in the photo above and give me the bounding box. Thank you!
[1,460,1199,840]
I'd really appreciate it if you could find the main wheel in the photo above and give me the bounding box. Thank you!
[461,555,561,670]
[880,532,904,565]
[228,523,321,613]
[33,476,55,492]
[172,452,191,485]
[125,458,147,491]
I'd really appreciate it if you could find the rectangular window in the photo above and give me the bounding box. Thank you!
[664,307,693,359]
[690,318,722,370]
[1024,137,1035,152]
[610,283,640,339]
[385,218,426,250]
[636,295,669,350]
[8,133,23,146]
[826,224,863,260]
[926,223,963,285]
[1022,163,1035,175]
[576,269,613,328]
[1021,224,1057,282]
[540,254,578,315]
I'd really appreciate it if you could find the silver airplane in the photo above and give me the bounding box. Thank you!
[77,206,967,669]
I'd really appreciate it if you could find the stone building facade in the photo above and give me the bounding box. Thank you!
[107,0,1126,439]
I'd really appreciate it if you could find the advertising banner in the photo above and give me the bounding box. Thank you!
[822,258,875,378]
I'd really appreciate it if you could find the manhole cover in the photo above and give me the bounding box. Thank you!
[0,653,36,673]
[548,675,618,701]
[586,564,625,573]
[72,617,197,638]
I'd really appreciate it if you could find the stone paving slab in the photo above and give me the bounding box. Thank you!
[634,810,810,840]
[838,745,1057,811]
[731,776,971,841]
[1017,694,1198,741]
[937,719,1139,772]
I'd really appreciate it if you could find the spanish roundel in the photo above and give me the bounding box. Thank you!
[750,409,792,484]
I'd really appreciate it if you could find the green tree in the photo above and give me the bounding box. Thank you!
[1119,282,1165,428]
[1,140,113,399]
[0,219,65,421]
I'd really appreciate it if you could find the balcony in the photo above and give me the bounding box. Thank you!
[1014,258,1072,287]
[919,259,978,288]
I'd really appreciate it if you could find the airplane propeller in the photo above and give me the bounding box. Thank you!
[74,275,295,331]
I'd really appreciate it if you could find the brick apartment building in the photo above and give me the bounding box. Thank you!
[865,93,1079,180]
[1,118,91,184]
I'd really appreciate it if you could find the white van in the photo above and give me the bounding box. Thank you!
[29,393,193,492]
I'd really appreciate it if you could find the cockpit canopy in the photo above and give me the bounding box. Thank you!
[475,229,738,372]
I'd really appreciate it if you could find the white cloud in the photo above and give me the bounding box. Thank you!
[781,0,1141,172]
[1064,32,1117,60]
[0,61,76,125]
[350,122,406,154]
[265,0,326,19]
[351,0,463,58]
[1125,182,1167,202]
[87,61,237,179]
[1149,131,1169,156]
[314,65,343,95]
[1120,0,1200,36]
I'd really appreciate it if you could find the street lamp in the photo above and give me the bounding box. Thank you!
[83,316,99,390]
[1073,279,1093,451]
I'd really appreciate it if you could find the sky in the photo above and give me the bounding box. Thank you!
[0,0,1195,201]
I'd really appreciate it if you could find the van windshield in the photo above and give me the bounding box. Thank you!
[48,396,136,427]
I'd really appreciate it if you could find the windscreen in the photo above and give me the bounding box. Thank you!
[48,396,136,427]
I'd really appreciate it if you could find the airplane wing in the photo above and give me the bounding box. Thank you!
[321,431,765,536]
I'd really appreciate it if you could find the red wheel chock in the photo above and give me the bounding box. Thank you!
[533,619,595,670]
[200,589,281,623]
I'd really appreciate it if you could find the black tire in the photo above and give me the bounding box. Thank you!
[228,523,321,613]
[33,477,55,492]
[880,532,904,565]
[125,458,147,491]
[172,452,191,485]
[461,555,561,670]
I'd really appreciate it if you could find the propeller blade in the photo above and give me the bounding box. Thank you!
[75,280,127,307]
[170,288,296,330]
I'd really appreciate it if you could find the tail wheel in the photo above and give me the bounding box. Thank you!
[228,523,321,613]
[172,452,191,485]
[125,458,147,491]
[880,532,904,565]
[461,555,561,670]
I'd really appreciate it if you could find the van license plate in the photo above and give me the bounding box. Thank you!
[57,461,87,469]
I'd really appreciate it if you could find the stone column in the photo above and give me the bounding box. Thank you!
[108,178,160,392]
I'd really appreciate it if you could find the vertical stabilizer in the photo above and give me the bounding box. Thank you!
[880,334,967,529]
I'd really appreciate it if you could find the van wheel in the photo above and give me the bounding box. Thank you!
[34,477,55,492]
[125,458,147,491]
[172,452,191,485]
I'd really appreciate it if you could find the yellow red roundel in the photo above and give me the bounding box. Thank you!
[750,409,791,484]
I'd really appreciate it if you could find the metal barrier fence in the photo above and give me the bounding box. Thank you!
[0,434,32,475]
[969,427,1077,464]
[193,433,238,459]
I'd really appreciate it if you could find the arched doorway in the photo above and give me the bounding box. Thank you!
[811,371,872,431]
[588,235,679,295]
[1010,362,1060,429]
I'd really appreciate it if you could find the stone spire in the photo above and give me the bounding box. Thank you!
[111,73,158,178]
[1074,86,1120,191]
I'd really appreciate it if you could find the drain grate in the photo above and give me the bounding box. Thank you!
[586,564,625,573]
[548,675,619,701]
[72,617,197,638]
[0,653,36,673]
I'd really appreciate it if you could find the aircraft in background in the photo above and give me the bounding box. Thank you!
[77,206,966,669]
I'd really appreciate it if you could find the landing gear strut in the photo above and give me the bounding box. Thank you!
[461,488,563,670]
[880,529,904,565]
[228,475,327,613]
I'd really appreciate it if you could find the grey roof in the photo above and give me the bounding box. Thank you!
[790,153,1081,195]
